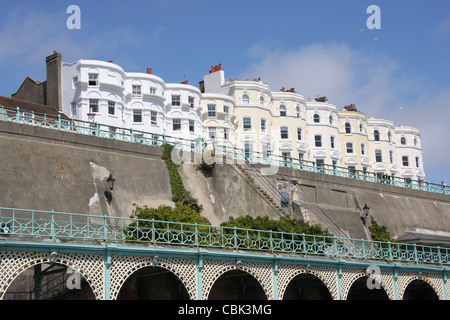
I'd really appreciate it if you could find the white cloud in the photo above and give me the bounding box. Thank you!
[241,42,405,116]
[0,5,145,70]
[391,88,450,169]
[240,41,450,183]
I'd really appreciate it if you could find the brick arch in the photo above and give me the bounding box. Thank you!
[0,251,104,300]
[108,255,197,300]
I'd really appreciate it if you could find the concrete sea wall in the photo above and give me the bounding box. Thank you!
[1,121,450,242]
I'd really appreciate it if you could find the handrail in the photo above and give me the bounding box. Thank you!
[1,207,449,266]
[0,105,448,196]
[207,138,285,213]
[300,203,350,240]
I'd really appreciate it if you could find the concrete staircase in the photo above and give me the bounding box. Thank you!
[235,163,287,218]
[295,202,351,240]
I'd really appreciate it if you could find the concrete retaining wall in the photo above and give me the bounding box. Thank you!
[1,121,450,242]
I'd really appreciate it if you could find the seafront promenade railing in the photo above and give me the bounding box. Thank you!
[0,106,448,195]
[1,207,449,266]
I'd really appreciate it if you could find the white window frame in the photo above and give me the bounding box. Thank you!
[260,119,266,133]
[88,73,98,87]
[243,117,252,131]
[314,135,322,147]
[375,149,383,163]
[224,106,229,119]
[208,104,216,117]
[224,128,229,140]
[151,111,157,125]
[297,127,302,141]
[71,102,77,116]
[402,155,409,167]
[346,142,354,154]
[280,126,289,140]
[172,119,181,131]
[132,85,142,98]
[188,96,195,108]
[208,127,216,139]
[89,99,99,113]
[279,105,287,117]
[108,101,115,115]
[373,130,380,141]
[241,94,250,104]
[133,109,142,123]
[345,122,351,134]
[172,95,181,106]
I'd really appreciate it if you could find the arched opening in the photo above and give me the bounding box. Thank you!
[4,263,95,300]
[346,277,389,300]
[403,280,439,300]
[118,266,190,300]
[283,274,333,300]
[208,270,267,300]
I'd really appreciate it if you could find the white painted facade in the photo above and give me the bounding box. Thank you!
[59,60,425,181]
[305,100,341,168]
[61,60,202,143]
[394,125,425,182]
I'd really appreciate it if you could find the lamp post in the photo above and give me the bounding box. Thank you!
[104,174,116,204]
[363,203,370,218]
[361,203,370,225]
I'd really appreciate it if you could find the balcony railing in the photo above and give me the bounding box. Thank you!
[0,106,448,195]
[1,207,449,266]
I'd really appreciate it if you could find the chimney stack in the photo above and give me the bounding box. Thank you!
[45,51,62,111]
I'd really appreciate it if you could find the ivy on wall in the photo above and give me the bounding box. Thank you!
[162,144,203,213]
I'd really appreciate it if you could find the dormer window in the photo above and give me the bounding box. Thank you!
[88,74,98,86]
[172,95,181,106]
[401,137,406,145]
[345,122,351,133]
[132,85,142,97]
[242,94,250,104]
[373,130,380,141]
[279,105,286,117]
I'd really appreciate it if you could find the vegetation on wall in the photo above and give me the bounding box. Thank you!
[130,204,211,228]
[368,216,394,243]
[128,144,329,242]
[162,143,202,213]
[220,215,330,239]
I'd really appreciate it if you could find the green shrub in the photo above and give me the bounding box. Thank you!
[369,216,394,243]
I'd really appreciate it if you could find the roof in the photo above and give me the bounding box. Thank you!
[396,231,450,248]
[0,96,69,119]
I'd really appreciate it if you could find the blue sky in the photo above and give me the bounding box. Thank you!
[1,0,449,184]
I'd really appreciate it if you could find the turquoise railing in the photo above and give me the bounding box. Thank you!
[0,106,448,195]
[1,207,449,266]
